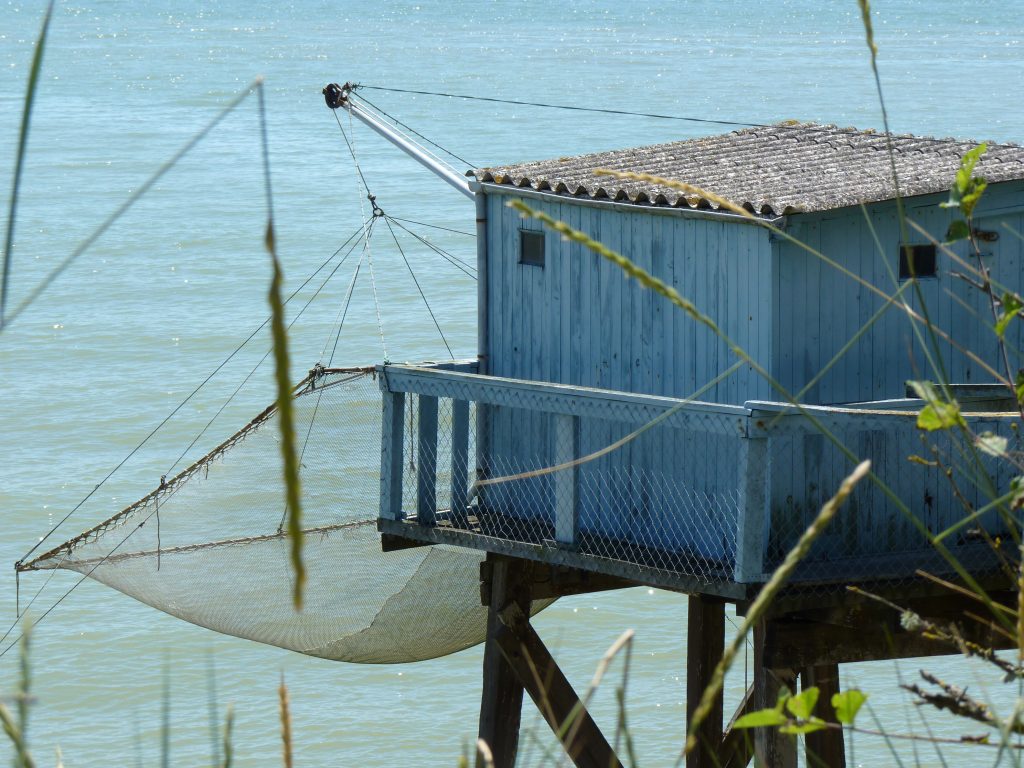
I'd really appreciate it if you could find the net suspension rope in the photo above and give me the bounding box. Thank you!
[6,97,482,661]
[2,220,374,656]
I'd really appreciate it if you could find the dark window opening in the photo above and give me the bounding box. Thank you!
[520,230,545,267]
[899,243,937,280]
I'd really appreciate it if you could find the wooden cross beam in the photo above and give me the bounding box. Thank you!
[477,556,624,768]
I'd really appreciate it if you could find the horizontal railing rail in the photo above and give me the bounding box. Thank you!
[382,364,750,433]
[378,364,1021,590]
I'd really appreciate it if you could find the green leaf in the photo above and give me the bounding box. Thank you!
[943,144,988,220]
[945,219,970,242]
[786,687,819,721]
[910,381,966,431]
[780,719,827,735]
[996,292,1023,339]
[961,180,988,219]
[1016,370,1024,406]
[976,432,1009,457]
[918,401,965,431]
[733,708,789,729]
[832,690,867,725]
[1010,477,1024,510]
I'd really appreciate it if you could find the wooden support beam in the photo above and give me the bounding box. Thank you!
[379,390,405,520]
[801,664,845,768]
[450,398,471,528]
[494,600,623,768]
[753,622,797,768]
[720,685,756,768]
[478,557,531,768]
[380,533,431,552]
[734,435,768,583]
[416,395,439,525]
[686,596,725,768]
[553,414,580,546]
[762,592,1018,668]
[480,560,636,605]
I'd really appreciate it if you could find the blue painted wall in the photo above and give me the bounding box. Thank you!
[475,183,1024,576]
[772,180,1024,405]
[484,191,774,402]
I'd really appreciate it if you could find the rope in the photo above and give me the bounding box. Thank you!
[388,215,474,238]
[364,235,388,361]
[165,218,373,477]
[347,95,466,183]
[354,93,474,167]
[276,237,372,532]
[352,84,992,148]
[383,216,454,358]
[16,216,374,567]
[388,217,476,279]
[327,249,366,367]
[333,106,389,361]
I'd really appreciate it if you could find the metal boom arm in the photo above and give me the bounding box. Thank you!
[323,82,473,200]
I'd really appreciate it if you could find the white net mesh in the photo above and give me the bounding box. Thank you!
[20,368,550,664]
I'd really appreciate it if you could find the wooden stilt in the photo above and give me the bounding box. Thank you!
[720,684,756,768]
[802,664,845,768]
[753,622,797,768]
[686,595,725,768]
[478,557,531,768]
[494,600,622,768]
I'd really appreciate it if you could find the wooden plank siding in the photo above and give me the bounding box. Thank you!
[462,183,1024,583]
[771,181,1024,406]
[482,194,773,561]
[485,194,774,402]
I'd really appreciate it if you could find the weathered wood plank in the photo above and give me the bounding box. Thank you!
[734,436,768,583]
[763,593,1018,667]
[753,622,798,768]
[377,517,748,599]
[478,557,531,768]
[802,664,845,768]
[384,365,749,430]
[686,596,725,768]
[450,398,470,528]
[496,600,623,768]
[416,395,439,525]
[553,414,579,546]
[379,390,406,521]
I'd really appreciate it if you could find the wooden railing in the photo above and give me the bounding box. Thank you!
[378,364,1020,587]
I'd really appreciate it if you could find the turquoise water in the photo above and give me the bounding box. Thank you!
[1,1,1022,765]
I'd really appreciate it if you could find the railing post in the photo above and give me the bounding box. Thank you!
[417,395,439,526]
[380,388,406,521]
[451,399,471,528]
[734,433,768,583]
[554,414,580,546]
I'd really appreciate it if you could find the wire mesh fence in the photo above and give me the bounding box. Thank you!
[381,364,1023,594]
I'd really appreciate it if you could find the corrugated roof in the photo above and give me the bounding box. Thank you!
[473,122,1024,217]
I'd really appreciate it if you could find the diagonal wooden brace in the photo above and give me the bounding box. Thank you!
[495,601,623,768]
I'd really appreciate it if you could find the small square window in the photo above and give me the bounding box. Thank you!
[520,230,545,267]
[899,244,937,280]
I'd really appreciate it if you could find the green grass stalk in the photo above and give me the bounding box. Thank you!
[0,0,54,331]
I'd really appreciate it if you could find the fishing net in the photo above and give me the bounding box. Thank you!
[19,367,550,664]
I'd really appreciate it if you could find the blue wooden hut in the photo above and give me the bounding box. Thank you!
[377,123,1024,594]
[343,105,1024,768]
